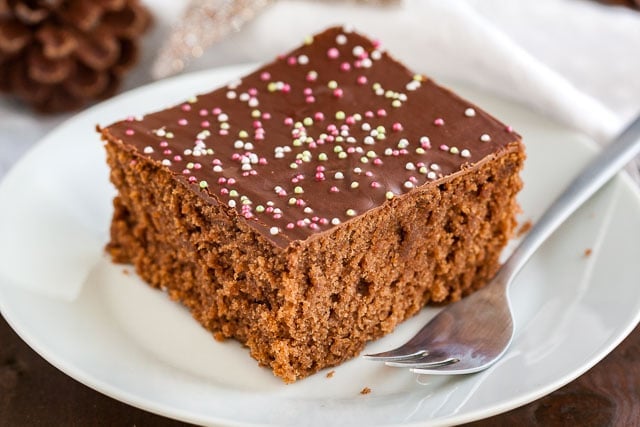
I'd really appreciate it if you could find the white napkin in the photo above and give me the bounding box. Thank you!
[1,0,639,300]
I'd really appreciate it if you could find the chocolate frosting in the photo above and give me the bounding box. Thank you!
[103,26,519,248]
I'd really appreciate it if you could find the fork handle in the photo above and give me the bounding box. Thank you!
[505,114,640,279]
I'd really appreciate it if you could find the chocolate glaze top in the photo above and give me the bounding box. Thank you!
[103,26,520,248]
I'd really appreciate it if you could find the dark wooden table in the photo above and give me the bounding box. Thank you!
[2,313,638,426]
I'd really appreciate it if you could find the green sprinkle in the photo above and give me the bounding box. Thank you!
[318,153,328,161]
[199,180,208,189]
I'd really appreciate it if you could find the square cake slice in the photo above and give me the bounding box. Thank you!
[100,26,525,383]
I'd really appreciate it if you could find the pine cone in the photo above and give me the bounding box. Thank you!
[0,0,151,113]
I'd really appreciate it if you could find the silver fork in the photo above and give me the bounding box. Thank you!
[364,115,640,375]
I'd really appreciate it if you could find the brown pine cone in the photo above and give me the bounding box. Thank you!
[0,0,151,113]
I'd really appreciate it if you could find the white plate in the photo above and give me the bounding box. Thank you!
[1,65,640,427]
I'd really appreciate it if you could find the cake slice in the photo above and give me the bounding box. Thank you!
[100,26,525,383]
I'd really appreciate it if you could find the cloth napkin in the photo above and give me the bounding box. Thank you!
[1,0,639,300]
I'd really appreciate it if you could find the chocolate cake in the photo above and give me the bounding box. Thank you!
[100,26,525,383]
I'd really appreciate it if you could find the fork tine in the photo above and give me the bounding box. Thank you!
[362,349,427,362]
[386,357,459,369]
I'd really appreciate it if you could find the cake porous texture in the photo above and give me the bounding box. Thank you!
[100,26,525,383]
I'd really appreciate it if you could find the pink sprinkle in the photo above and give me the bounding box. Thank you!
[217,177,226,184]
[284,117,294,126]
[340,62,351,72]
[282,84,291,93]
[392,122,403,132]
[259,157,268,165]
[434,118,445,126]
[304,87,313,96]
[193,163,201,169]
[333,88,344,98]
[231,153,241,160]
[159,141,168,147]
[354,60,362,68]
[399,149,408,155]
[286,223,295,229]
[125,129,134,136]
[347,147,356,154]
[365,171,373,177]
[178,119,188,126]
[309,223,319,230]
[173,155,182,161]
[255,133,264,141]
[248,88,258,96]
[212,108,222,115]
[163,149,171,155]
[392,150,400,156]
[181,104,191,112]
[440,144,449,151]
[346,116,356,125]
[182,169,190,175]
[327,124,338,132]
[260,72,271,81]
[188,176,197,183]
[409,176,418,183]
[212,159,222,165]
[125,116,135,122]
[273,213,282,219]
[201,120,210,128]
[278,189,287,196]
[266,207,274,213]
[219,129,228,136]
[314,112,325,121]
[306,72,318,82]
[319,218,329,225]
[199,109,208,116]
[356,75,367,85]
[253,120,262,129]
[287,56,297,65]
[373,158,383,165]
[330,186,340,193]
[297,219,306,227]
[371,181,381,188]
[227,178,236,185]
[296,199,305,206]
[372,39,381,48]
[315,172,325,181]
[306,96,316,104]
[365,111,374,118]
[506,125,514,133]
[327,47,340,59]
[377,109,387,117]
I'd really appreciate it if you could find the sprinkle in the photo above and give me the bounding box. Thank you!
[357,75,367,85]
[346,209,357,217]
[403,181,414,189]
[331,218,341,225]
[298,54,309,65]
[352,45,365,57]
[465,108,476,117]
[327,47,340,59]
[480,133,492,142]
[461,149,471,158]
[385,191,394,200]
[143,146,154,154]
[270,227,279,235]
[199,180,208,189]
[334,172,344,179]
[335,111,346,120]
[434,118,445,126]
[336,34,347,45]
[449,147,460,154]
[350,181,359,189]
[125,129,135,136]
[392,122,403,132]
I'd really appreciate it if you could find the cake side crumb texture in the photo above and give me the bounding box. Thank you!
[101,26,526,383]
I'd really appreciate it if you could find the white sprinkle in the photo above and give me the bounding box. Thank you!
[352,45,365,57]
[218,113,229,122]
[334,172,344,179]
[405,162,416,171]
[298,55,309,65]
[161,159,171,166]
[364,136,375,145]
[234,140,244,149]
[226,91,236,99]
[403,181,414,189]
[480,133,491,142]
[143,146,154,154]
[397,138,409,149]
[213,165,223,172]
[461,149,471,158]
[371,50,382,60]
[465,108,476,117]
[336,34,347,45]
[270,227,279,235]
[331,218,341,225]
[228,200,237,208]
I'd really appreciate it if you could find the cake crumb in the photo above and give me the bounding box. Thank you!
[584,248,593,257]
[360,387,372,395]
[517,220,532,237]
[326,370,335,378]
[122,268,130,276]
